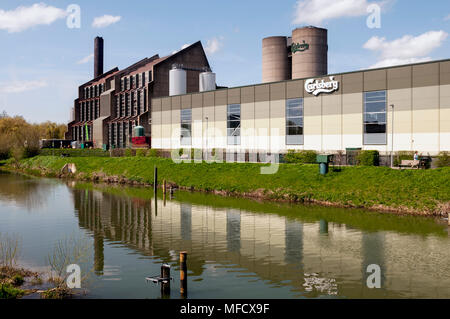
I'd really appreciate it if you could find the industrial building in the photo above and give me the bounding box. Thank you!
[151,27,450,157]
[68,27,450,157]
[66,37,211,148]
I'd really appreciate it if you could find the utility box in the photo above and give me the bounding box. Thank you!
[316,154,333,163]
[316,154,333,175]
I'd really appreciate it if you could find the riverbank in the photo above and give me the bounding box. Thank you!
[2,156,450,216]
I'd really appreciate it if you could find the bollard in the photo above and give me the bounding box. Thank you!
[180,251,188,298]
[161,264,171,297]
[448,212,450,226]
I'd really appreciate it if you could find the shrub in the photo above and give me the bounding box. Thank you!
[124,149,133,157]
[394,151,414,166]
[40,149,110,157]
[148,149,159,158]
[136,149,147,157]
[436,151,450,167]
[284,150,317,164]
[356,150,379,166]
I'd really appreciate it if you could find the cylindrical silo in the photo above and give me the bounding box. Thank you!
[199,72,216,92]
[262,36,290,83]
[169,66,187,96]
[291,27,327,79]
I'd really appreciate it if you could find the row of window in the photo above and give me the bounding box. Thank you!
[84,84,105,99]
[115,89,147,118]
[79,100,100,122]
[178,90,388,146]
[108,121,136,148]
[120,71,152,92]
[72,125,92,142]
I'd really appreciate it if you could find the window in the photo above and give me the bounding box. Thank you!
[180,109,192,145]
[286,98,304,145]
[227,104,241,145]
[364,90,386,145]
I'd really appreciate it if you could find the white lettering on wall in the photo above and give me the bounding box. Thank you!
[305,76,339,96]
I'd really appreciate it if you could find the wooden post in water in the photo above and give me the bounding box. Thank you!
[448,212,450,226]
[180,251,188,298]
[161,264,171,297]
[154,166,158,195]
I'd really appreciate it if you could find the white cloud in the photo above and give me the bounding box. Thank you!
[293,0,387,25]
[92,15,121,28]
[77,54,94,65]
[205,37,224,55]
[363,30,448,68]
[0,3,67,33]
[0,80,48,94]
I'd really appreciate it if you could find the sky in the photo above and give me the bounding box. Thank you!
[0,0,449,124]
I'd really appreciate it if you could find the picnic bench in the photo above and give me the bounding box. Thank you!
[399,160,420,169]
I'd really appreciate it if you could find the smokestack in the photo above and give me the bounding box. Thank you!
[94,36,104,78]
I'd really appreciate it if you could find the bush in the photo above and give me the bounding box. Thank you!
[394,151,414,166]
[40,149,110,157]
[436,151,450,167]
[124,149,133,157]
[284,150,317,164]
[356,150,379,166]
[136,149,147,157]
[148,149,159,158]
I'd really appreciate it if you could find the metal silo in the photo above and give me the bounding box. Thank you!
[169,65,187,96]
[262,36,290,83]
[291,26,327,79]
[199,71,216,92]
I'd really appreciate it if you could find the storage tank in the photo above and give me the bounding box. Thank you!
[291,26,327,80]
[134,126,144,137]
[199,72,216,92]
[262,36,290,83]
[169,66,187,96]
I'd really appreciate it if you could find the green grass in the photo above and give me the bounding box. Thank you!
[9,155,450,214]
[0,283,25,299]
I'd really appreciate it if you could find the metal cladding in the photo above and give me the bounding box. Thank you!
[94,37,104,78]
[262,36,290,83]
[199,71,216,92]
[291,26,327,80]
[169,66,187,96]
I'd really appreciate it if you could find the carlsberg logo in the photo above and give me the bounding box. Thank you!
[305,76,339,96]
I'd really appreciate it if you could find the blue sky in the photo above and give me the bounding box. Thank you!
[0,0,450,124]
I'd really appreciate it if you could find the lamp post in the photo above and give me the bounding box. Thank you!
[205,116,209,161]
[390,104,394,168]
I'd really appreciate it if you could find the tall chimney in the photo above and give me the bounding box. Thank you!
[94,36,104,78]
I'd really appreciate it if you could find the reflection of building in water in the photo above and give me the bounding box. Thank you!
[72,187,450,298]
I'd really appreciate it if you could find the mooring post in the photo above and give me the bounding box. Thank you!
[180,251,188,298]
[448,212,450,226]
[161,264,171,297]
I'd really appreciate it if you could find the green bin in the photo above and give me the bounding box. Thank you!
[316,154,333,175]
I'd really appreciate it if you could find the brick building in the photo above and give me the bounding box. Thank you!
[66,38,211,148]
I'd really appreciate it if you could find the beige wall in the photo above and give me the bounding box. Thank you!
[151,60,450,155]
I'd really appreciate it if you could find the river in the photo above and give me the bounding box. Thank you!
[0,172,449,299]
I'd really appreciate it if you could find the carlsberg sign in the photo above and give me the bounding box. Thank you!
[305,76,339,96]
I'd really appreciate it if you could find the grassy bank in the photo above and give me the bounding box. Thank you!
[4,155,450,216]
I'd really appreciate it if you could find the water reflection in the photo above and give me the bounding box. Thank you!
[69,183,450,298]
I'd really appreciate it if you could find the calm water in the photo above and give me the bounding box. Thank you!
[0,171,449,299]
